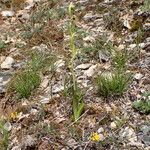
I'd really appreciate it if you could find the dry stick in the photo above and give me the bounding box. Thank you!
[68,109,89,128]
[83,141,90,150]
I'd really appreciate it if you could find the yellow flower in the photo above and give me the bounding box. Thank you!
[90,132,100,142]
[10,112,19,120]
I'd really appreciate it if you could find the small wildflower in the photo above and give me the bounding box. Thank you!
[90,132,100,142]
[10,112,19,120]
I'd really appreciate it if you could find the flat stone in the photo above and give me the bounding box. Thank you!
[0,71,12,93]
[1,57,15,69]
[129,44,137,49]
[40,97,50,104]
[97,127,104,133]
[52,84,64,93]
[1,10,14,17]
[76,63,91,70]
[84,64,97,77]
[134,73,143,80]
[119,127,137,142]
[40,77,49,88]
[83,36,95,42]
[99,51,110,62]
[22,135,37,148]
[110,122,117,129]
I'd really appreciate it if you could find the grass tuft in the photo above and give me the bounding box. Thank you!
[13,71,41,98]
[96,47,131,97]
[8,52,56,99]
[96,72,130,97]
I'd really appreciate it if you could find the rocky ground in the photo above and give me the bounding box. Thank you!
[0,0,150,150]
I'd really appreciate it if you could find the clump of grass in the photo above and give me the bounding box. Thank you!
[8,52,56,99]
[0,119,9,150]
[133,93,150,114]
[96,72,130,97]
[140,0,150,12]
[13,71,41,98]
[96,47,131,97]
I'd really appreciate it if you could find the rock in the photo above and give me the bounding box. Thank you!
[54,59,65,68]
[11,146,22,150]
[119,127,137,142]
[134,73,143,80]
[67,138,78,148]
[77,78,89,87]
[105,104,112,113]
[99,133,105,141]
[22,135,37,148]
[128,141,144,147]
[110,122,117,129]
[97,127,104,133]
[0,71,12,93]
[118,45,125,50]
[1,10,14,17]
[83,12,93,21]
[84,64,97,77]
[123,20,132,29]
[94,18,103,26]
[30,108,38,115]
[129,44,137,49]
[146,37,150,43]
[141,125,150,135]
[1,57,15,69]
[40,77,49,88]
[21,13,30,20]
[40,97,50,104]
[52,84,64,93]
[0,56,6,64]
[76,63,91,70]
[99,51,110,62]
[4,121,12,131]
[138,125,150,146]
[139,43,146,49]
[144,57,150,66]
[83,12,100,22]
[83,36,95,42]
[54,59,65,72]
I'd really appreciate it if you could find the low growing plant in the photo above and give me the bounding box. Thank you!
[140,0,150,12]
[133,93,150,114]
[112,49,128,71]
[81,34,113,60]
[0,119,9,150]
[0,41,6,49]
